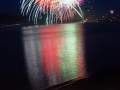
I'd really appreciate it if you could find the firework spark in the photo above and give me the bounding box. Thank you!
[20,0,84,24]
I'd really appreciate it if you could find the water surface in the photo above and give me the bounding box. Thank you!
[22,23,86,90]
[1,22,120,90]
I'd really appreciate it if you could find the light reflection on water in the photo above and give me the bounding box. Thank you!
[22,23,86,90]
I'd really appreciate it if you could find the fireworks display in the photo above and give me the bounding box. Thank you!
[20,0,84,24]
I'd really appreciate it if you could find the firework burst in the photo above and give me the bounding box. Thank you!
[20,0,84,24]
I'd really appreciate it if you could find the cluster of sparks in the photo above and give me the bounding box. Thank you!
[20,0,84,24]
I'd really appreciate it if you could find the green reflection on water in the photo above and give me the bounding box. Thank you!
[59,25,79,81]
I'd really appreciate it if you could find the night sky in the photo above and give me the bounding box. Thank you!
[0,0,120,16]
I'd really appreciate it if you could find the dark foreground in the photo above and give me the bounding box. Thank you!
[0,22,120,90]
[46,69,120,90]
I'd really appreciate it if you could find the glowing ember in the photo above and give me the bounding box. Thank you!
[110,10,114,14]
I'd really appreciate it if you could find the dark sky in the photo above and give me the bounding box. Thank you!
[0,0,120,16]
[0,0,21,15]
[91,0,120,16]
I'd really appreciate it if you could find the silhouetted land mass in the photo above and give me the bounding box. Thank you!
[0,14,120,27]
[0,14,47,26]
[0,14,27,24]
[84,14,120,23]
[0,14,83,26]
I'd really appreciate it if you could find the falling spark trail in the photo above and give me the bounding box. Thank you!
[20,0,85,24]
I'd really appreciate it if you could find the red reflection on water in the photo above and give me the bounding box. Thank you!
[77,25,86,76]
[40,26,61,85]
